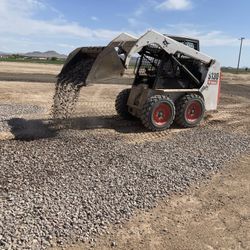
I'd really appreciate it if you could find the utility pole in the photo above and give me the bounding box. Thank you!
[237,37,245,73]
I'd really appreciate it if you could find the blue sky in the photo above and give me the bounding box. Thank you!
[0,0,249,67]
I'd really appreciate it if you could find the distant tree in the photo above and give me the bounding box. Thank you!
[245,67,248,71]
[11,54,24,59]
[51,57,57,61]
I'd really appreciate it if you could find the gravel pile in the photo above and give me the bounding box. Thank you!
[0,104,44,132]
[0,128,249,249]
[52,57,95,120]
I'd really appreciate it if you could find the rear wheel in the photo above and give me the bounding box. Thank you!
[141,95,175,131]
[115,89,134,120]
[175,93,205,128]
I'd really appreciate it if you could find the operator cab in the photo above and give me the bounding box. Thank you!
[167,35,200,51]
[133,35,208,90]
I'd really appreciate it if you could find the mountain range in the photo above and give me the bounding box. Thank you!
[0,50,67,58]
[0,51,8,56]
[23,51,67,59]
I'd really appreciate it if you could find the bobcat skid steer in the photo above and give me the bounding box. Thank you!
[59,30,221,131]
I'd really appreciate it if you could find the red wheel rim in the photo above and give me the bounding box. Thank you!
[185,101,202,122]
[152,103,172,126]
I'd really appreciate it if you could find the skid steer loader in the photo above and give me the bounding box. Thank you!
[59,30,221,131]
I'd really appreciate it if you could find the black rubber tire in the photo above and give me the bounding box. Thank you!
[115,88,134,120]
[140,95,175,131]
[175,93,205,128]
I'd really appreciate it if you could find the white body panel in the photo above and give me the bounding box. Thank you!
[200,60,221,110]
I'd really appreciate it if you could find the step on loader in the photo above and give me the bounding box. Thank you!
[58,30,221,131]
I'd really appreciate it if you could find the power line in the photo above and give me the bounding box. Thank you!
[237,37,245,73]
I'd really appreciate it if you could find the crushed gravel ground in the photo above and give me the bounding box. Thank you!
[0,128,249,249]
[0,104,44,132]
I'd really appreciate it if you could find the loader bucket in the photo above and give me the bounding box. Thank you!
[60,47,104,75]
[58,33,138,86]
[58,46,104,87]
[86,46,126,84]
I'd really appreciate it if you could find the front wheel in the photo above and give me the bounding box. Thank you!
[115,88,134,120]
[175,93,205,128]
[141,95,175,131]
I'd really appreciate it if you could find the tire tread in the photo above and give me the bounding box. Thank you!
[141,95,175,131]
[115,89,134,120]
[175,93,205,128]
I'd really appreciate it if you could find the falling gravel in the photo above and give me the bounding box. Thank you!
[52,57,95,120]
[0,128,249,249]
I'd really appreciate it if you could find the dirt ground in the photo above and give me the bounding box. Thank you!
[0,62,61,75]
[61,154,250,250]
[0,62,249,249]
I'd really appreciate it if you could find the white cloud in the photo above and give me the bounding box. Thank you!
[128,18,137,26]
[58,43,77,49]
[0,0,45,17]
[133,0,157,17]
[0,0,122,52]
[128,18,145,28]
[134,5,147,17]
[91,16,99,21]
[160,24,250,47]
[156,0,192,11]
